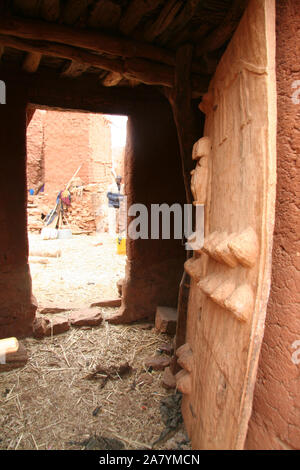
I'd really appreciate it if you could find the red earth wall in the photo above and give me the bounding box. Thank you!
[246,0,300,450]
[115,98,189,323]
[0,86,36,339]
[26,110,112,206]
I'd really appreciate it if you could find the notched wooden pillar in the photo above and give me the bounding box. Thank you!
[0,83,37,338]
[167,44,201,374]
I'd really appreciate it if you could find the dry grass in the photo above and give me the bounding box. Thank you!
[0,316,184,450]
[0,232,190,450]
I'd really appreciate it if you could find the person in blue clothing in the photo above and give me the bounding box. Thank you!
[107,175,124,236]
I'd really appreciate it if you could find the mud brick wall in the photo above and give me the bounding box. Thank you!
[117,98,187,322]
[26,109,46,189]
[246,0,300,450]
[43,110,90,204]
[27,110,112,204]
[26,110,113,231]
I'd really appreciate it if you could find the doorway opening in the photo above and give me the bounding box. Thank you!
[26,108,127,310]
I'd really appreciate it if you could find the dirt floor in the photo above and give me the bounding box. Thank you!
[29,232,126,308]
[0,232,189,450]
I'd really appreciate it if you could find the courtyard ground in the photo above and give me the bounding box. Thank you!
[29,232,126,309]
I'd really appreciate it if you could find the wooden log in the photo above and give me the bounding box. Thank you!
[29,256,49,264]
[0,34,209,93]
[0,15,175,66]
[196,0,248,56]
[143,0,183,42]
[0,33,125,74]
[159,0,202,46]
[124,57,174,87]
[40,0,61,22]
[61,60,89,78]
[120,0,165,35]
[22,51,41,73]
[62,0,93,25]
[102,71,123,87]
[88,0,121,30]
[29,248,61,258]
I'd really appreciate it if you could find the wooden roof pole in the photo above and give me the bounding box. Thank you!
[0,34,209,94]
[0,15,175,66]
[22,52,42,73]
[0,15,206,74]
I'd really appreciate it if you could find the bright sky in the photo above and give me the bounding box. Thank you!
[106,115,128,148]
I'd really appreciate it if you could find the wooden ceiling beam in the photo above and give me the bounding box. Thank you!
[196,0,248,56]
[0,15,175,66]
[158,0,202,46]
[62,0,93,26]
[40,0,61,22]
[119,0,165,35]
[88,0,121,30]
[143,0,182,42]
[0,34,125,73]
[24,69,166,115]
[61,60,89,78]
[0,34,209,94]
[22,51,42,73]
[102,71,123,87]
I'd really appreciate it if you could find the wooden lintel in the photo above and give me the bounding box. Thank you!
[0,67,165,115]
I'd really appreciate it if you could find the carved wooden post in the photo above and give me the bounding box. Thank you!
[167,44,200,374]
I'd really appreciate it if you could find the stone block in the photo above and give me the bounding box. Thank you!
[155,306,177,335]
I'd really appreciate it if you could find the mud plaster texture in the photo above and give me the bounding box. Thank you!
[0,88,36,339]
[27,109,112,205]
[246,0,300,450]
[117,99,187,323]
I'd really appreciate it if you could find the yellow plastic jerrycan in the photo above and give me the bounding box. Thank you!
[117,236,126,255]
